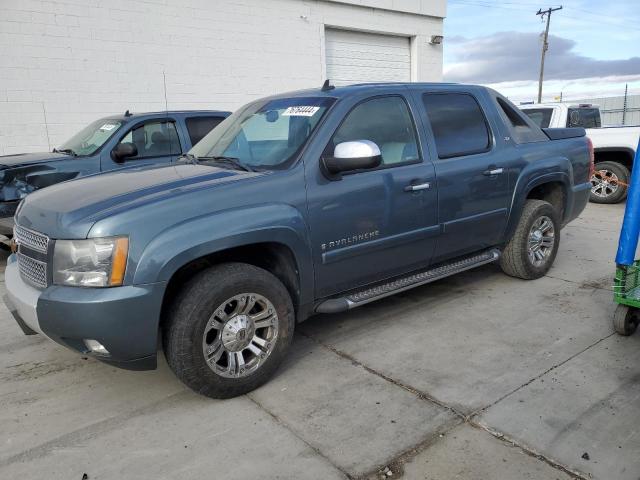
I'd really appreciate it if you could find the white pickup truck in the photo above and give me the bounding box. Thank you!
[520,102,640,204]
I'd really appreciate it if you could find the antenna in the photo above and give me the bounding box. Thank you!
[321,79,335,92]
[41,102,51,151]
[162,70,169,113]
[162,70,174,158]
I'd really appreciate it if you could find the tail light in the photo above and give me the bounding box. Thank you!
[586,137,595,179]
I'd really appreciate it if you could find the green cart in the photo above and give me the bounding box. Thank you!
[613,264,640,335]
[613,137,640,336]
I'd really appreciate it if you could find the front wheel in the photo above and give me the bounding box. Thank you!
[590,161,629,204]
[500,199,560,280]
[163,263,295,398]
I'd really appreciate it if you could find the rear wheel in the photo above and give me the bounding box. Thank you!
[590,161,629,204]
[613,304,639,336]
[163,263,295,398]
[500,199,560,280]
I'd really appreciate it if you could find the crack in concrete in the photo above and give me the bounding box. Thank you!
[469,332,615,418]
[0,390,191,468]
[298,330,467,421]
[245,394,354,480]
[469,422,589,480]
[300,328,614,479]
[544,273,612,292]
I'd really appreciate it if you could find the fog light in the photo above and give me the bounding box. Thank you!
[84,339,109,356]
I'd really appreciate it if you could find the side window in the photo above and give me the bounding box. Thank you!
[422,93,491,159]
[495,97,548,144]
[328,96,420,167]
[185,116,225,146]
[497,98,529,128]
[117,121,181,159]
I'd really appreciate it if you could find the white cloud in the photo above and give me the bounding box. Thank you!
[444,31,640,84]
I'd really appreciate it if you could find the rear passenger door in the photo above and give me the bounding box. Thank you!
[417,90,512,262]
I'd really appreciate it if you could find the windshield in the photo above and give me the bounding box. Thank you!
[190,97,335,169]
[58,118,124,156]
[522,108,553,128]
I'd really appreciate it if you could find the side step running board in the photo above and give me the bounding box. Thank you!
[315,249,501,314]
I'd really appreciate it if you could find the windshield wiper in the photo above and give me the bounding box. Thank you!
[53,148,77,156]
[199,156,255,172]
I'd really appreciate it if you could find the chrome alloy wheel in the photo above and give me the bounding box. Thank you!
[202,293,279,378]
[527,215,555,267]
[591,169,619,199]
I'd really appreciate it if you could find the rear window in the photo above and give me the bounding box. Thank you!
[522,108,553,128]
[185,116,226,146]
[567,108,601,128]
[422,93,491,159]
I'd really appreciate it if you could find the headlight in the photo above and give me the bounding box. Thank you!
[53,236,129,287]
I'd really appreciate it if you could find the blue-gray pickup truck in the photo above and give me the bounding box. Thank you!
[4,83,593,398]
[0,110,229,235]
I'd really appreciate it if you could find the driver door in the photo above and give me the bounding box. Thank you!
[304,95,439,298]
[101,120,182,171]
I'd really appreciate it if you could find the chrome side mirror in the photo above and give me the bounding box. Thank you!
[322,140,382,179]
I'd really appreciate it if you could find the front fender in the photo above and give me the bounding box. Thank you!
[132,203,314,305]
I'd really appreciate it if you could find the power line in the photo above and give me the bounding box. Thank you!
[537,6,563,103]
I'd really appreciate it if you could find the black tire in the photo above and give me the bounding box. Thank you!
[590,161,629,204]
[613,304,639,336]
[163,262,295,398]
[500,199,560,280]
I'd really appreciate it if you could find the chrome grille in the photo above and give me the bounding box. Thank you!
[14,225,49,253]
[14,224,50,288]
[17,252,48,288]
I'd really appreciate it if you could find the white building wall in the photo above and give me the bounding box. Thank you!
[0,0,445,155]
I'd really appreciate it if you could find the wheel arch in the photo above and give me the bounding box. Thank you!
[594,147,635,170]
[159,241,306,333]
[505,172,571,242]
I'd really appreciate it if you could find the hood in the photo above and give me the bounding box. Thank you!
[0,152,70,168]
[15,164,265,238]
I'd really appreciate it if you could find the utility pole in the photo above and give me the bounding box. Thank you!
[622,83,628,125]
[537,6,562,103]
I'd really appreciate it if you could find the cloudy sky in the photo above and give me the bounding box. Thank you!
[443,0,640,102]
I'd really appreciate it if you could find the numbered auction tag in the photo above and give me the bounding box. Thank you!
[282,106,320,117]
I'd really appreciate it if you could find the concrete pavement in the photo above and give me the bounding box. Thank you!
[1,202,638,479]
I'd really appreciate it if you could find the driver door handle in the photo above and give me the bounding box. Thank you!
[483,168,504,176]
[404,182,431,192]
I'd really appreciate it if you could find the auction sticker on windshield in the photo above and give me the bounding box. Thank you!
[99,123,118,131]
[282,106,320,117]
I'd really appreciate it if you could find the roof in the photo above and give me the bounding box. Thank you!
[102,110,231,121]
[520,102,600,109]
[265,81,472,100]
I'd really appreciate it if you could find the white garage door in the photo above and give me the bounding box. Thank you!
[325,29,411,86]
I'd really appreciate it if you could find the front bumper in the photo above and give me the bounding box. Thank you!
[4,256,167,370]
